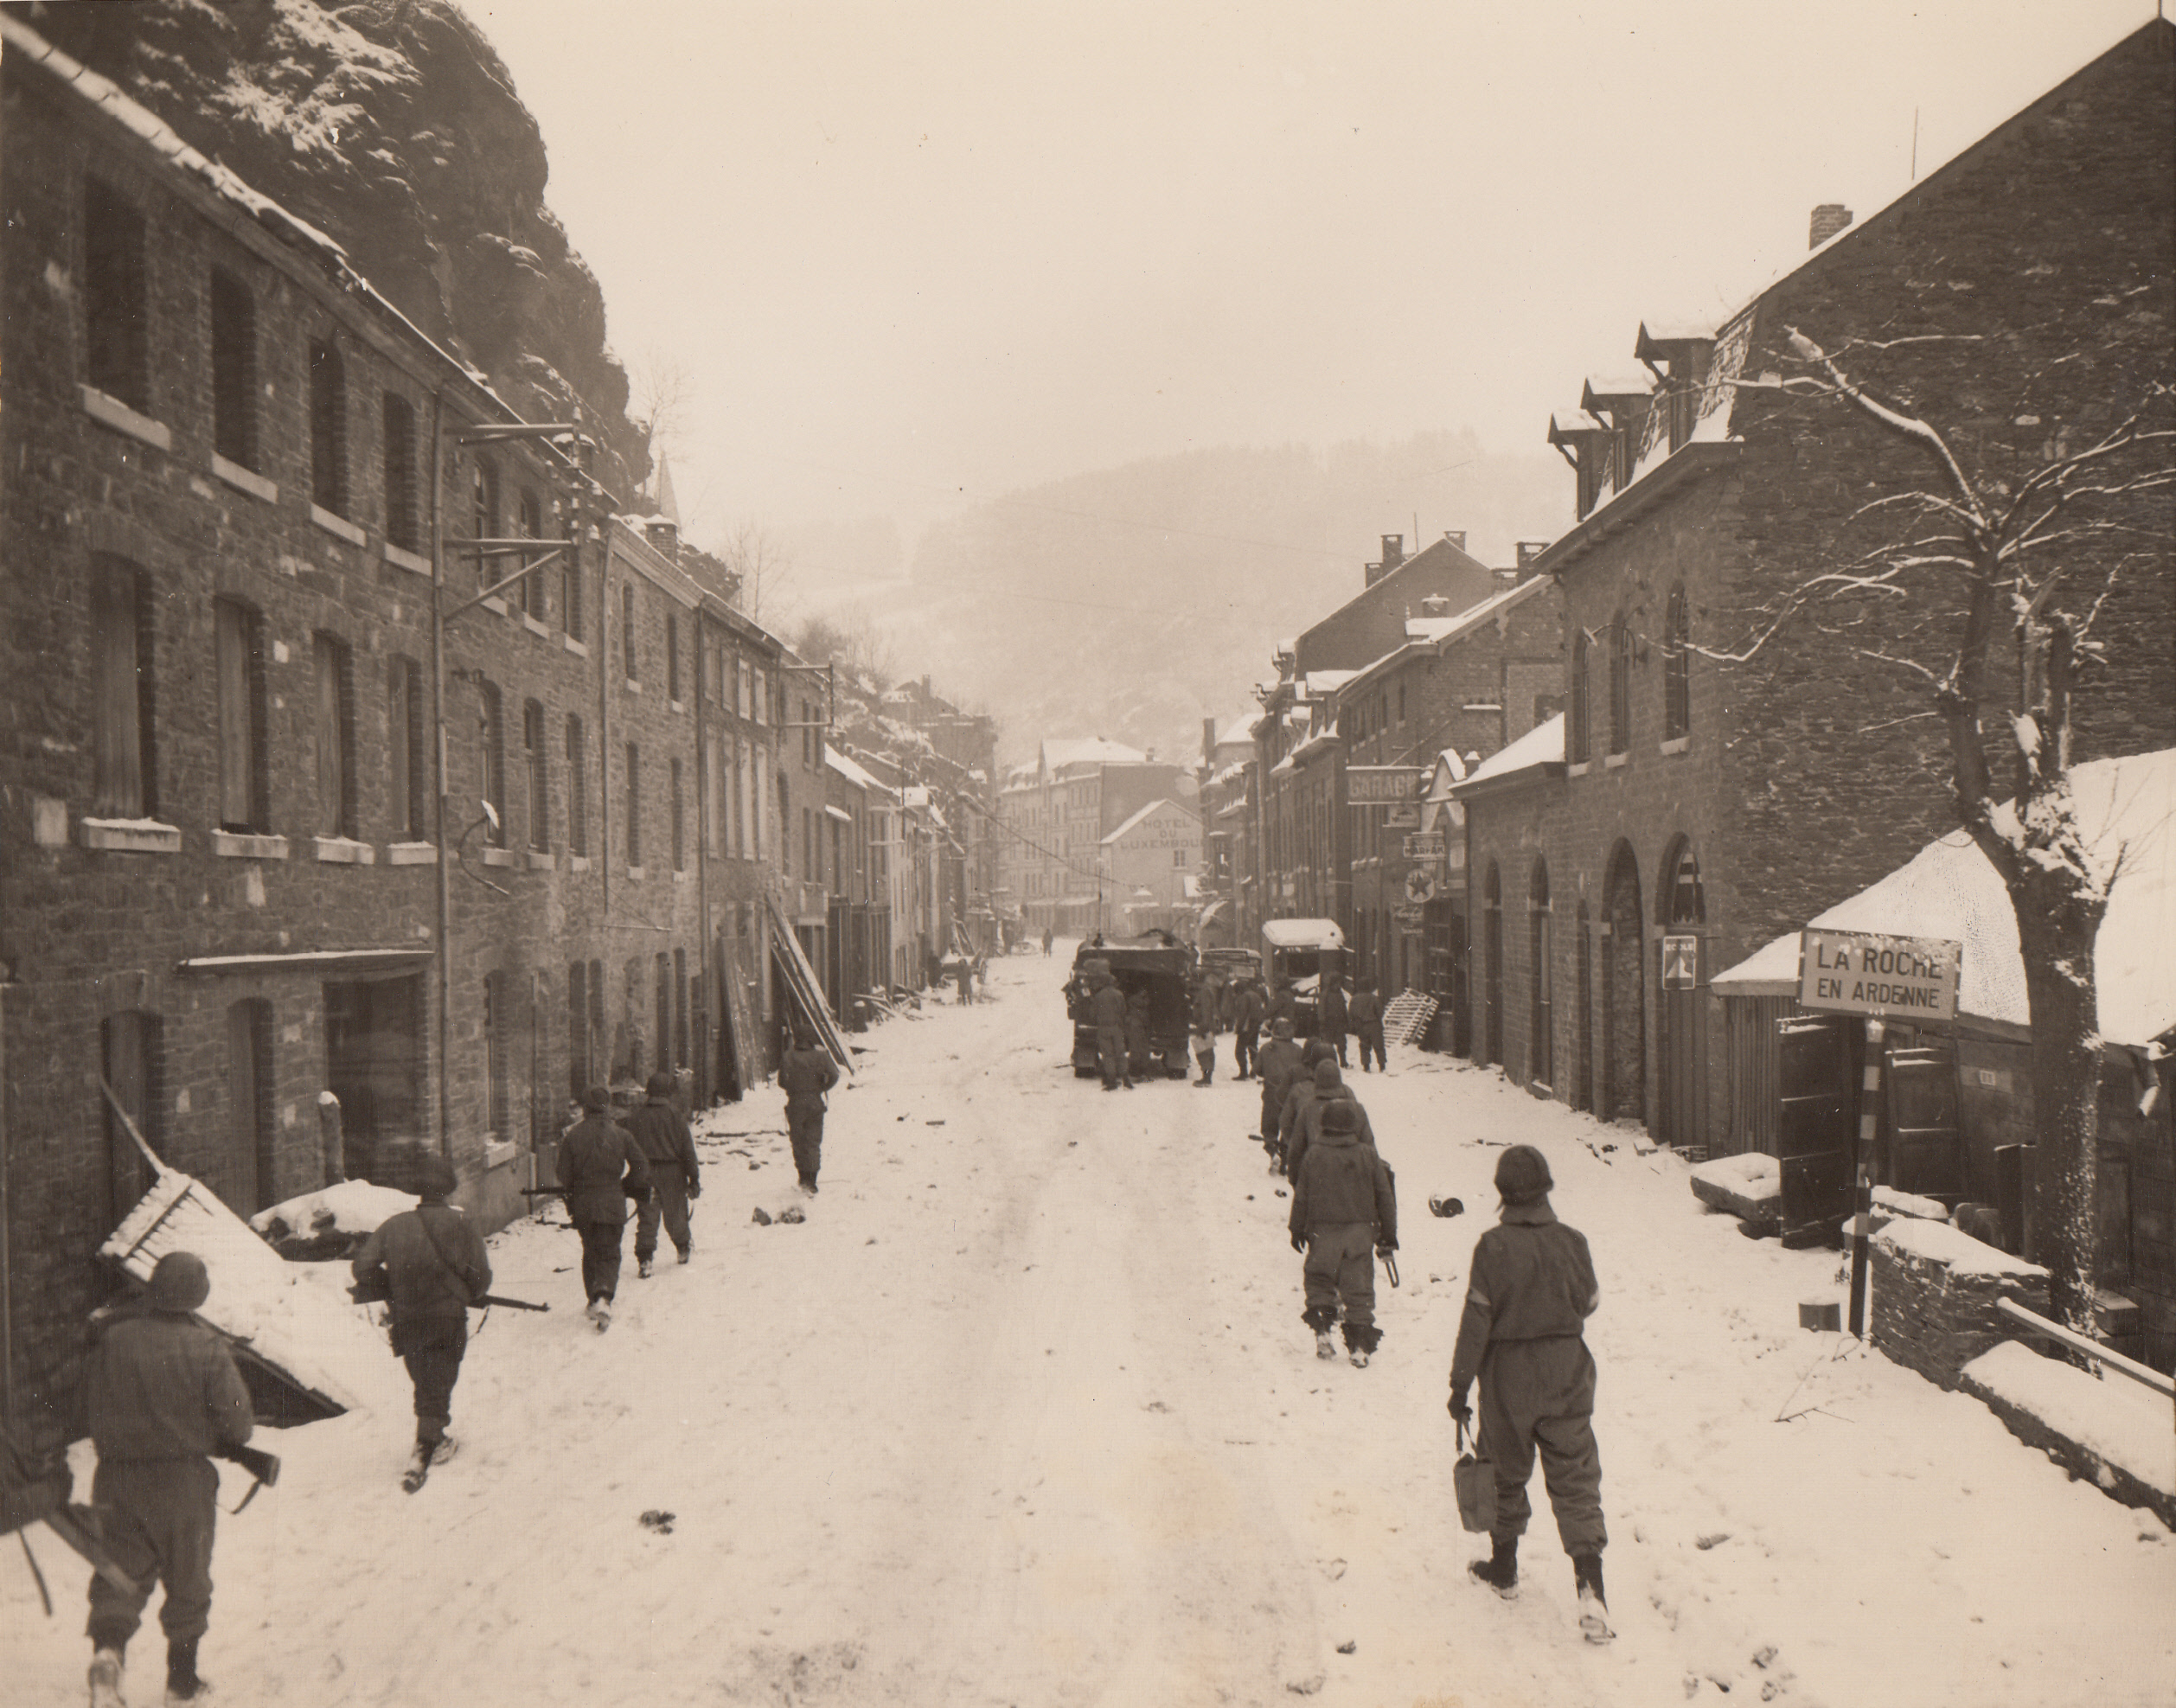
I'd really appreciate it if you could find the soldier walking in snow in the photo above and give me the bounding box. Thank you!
[1349,978,1387,1072]
[350,1155,491,1485]
[627,1071,701,1274]
[1319,972,1350,1067]
[1450,1144,1613,1642]
[556,1085,653,1329]
[1231,976,1266,1079]
[780,1027,842,1193]
[1090,970,1132,1090]
[80,1251,253,1708]
[1282,1057,1377,1187]
[1189,973,1220,1086]
[1288,1099,1397,1366]
[1253,1016,1304,1168]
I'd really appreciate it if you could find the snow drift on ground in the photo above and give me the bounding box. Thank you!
[8,947,2171,1707]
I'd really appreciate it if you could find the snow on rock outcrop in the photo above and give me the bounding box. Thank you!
[34,0,645,489]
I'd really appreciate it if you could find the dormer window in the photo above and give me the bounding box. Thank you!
[1549,410,1610,521]
[1635,322,1718,454]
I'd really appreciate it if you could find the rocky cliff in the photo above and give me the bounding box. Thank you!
[31,0,646,491]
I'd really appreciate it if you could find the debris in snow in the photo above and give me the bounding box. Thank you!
[1335,1639,1357,1654]
[1286,1673,1325,1695]
[751,1207,772,1225]
[1697,1532,1732,1550]
[778,1206,806,1225]
[1322,1558,1346,1580]
[925,1119,946,1126]
[1752,1646,1778,1669]
[638,1509,675,1534]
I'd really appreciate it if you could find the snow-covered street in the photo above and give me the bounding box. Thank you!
[9,945,2173,1707]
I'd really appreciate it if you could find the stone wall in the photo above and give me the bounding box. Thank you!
[1869,1220,2050,1390]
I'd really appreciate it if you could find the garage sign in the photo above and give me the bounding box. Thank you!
[1797,929,1962,1021]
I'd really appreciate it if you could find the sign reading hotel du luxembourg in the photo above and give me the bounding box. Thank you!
[1797,928,1962,1022]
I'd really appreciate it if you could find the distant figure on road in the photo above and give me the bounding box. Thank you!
[350,1153,490,1483]
[1349,979,1386,1072]
[1041,926,1054,957]
[1288,1098,1397,1366]
[1319,973,1350,1068]
[81,1250,253,1708]
[1450,1144,1613,1643]
[1189,974,1220,1087]
[1232,977,1266,1080]
[626,1071,701,1273]
[780,1027,842,1193]
[1090,971,1132,1091]
[956,957,975,1006]
[1253,1017,1304,1169]
[557,1086,653,1329]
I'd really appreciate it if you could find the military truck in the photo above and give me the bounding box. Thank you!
[1261,918,1347,1038]
[1065,931,1197,1078]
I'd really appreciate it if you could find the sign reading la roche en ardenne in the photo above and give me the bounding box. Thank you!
[1797,928,1962,1022]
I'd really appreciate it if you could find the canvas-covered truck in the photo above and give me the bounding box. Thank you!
[1065,932,1197,1078]
[1262,918,1347,1037]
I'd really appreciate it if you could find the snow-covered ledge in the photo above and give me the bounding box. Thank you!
[311,505,367,548]
[211,454,277,504]
[386,841,437,867]
[382,541,432,578]
[313,835,376,865]
[212,829,289,860]
[80,384,172,452]
[80,816,182,854]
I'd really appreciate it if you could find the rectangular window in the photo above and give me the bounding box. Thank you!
[704,732,723,854]
[623,584,638,682]
[525,700,549,851]
[390,656,426,841]
[566,714,589,855]
[214,598,267,832]
[666,613,682,702]
[561,546,584,641]
[91,557,153,819]
[752,666,767,725]
[309,338,347,515]
[314,632,355,836]
[734,733,750,860]
[568,960,589,1097]
[670,757,685,872]
[101,1009,160,1228]
[480,681,506,846]
[625,741,642,867]
[226,998,274,1213]
[517,488,545,618]
[484,974,509,1145]
[655,952,673,1076]
[675,948,689,1072]
[470,457,499,580]
[85,176,149,412]
[382,393,419,550]
[209,269,257,470]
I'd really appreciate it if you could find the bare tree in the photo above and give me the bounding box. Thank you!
[717,520,796,622]
[1730,330,2174,1334]
[627,349,694,474]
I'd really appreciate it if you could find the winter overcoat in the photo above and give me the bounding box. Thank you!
[1255,1036,1305,1116]
[84,1311,254,1464]
[350,1203,490,1340]
[1284,1090,1376,1186]
[1235,982,1268,1029]
[556,1114,653,1224]
[779,1045,841,1107]
[1448,1200,1599,1395]
[1320,982,1348,1031]
[626,1096,701,1184]
[1347,988,1382,1027]
[1289,1129,1398,1245]
[1089,980,1128,1031]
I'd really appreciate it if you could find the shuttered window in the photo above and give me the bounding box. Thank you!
[310,338,347,515]
[215,599,266,831]
[389,656,425,840]
[525,700,549,851]
[383,393,419,550]
[314,632,354,837]
[91,556,152,818]
[566,714,589,855]
[210,269,257,470]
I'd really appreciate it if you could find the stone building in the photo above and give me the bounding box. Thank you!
[0,20,790,1443]
[995,739,1185,934]
[1454,22,2176,1161]
[1098,797,1202,931]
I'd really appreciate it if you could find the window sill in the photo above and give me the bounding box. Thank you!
[1660,736,1690,756]
[310,505,367,547]
[672,868,688,883]
[80,386,172,452]
[568,854,592,873]
[624,679,643,695]
[481,847,518,868]
[383,541,432,578]
[522,613,551,638]
[314,835,376,864]
[527,849,554,872]
[1566,761,1590,777]
[1603,752,1629,770]
[210,454,277,504]
[387,841,437,867]
[80,817,182,854]
[562,636,590,659]
[212,830,289,860]
[480,596,508,617]
[625,865,646,880]
[669,699,686,715]
[484,1139,520,1171]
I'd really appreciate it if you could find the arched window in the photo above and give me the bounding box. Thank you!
[1609,612,1633,755]
[1664,585,1690,740]
[1529,860,1552,1086]
[1569,629,1591,764]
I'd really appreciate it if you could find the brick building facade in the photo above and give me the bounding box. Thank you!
[1456,22,2176,1170]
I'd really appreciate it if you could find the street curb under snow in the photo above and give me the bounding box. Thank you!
[1957,1341,2176,1527]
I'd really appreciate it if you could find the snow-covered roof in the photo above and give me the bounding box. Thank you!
[1709,749,2175,1046]
[1301,670,1360,697]
[1453,714,1565,793]
[1042,737,1149,774]
[1402,576,1551,651]
[1102,797,1200,845]
[1263,918,1345,950]
[824,746,889,794]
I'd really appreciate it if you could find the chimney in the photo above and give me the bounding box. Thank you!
[1380,534,1405,571]
[1809,203,1853,249]
[1202,716,1217,760]
[643,517,680,560]
[1443,529,1466,553]
[1492,567,1520,590]
[1516,540,1549,571]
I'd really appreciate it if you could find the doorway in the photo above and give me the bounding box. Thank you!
[323,975,424,1183]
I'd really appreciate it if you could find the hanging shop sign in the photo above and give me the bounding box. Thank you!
[1404,832,1447,862]
[1797,928,1962,1021]
[1403,868,1441,905]
[1385,804,1421,830]
[1347,765,1425,805]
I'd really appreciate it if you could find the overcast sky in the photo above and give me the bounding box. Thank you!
[470,0,2153,555]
